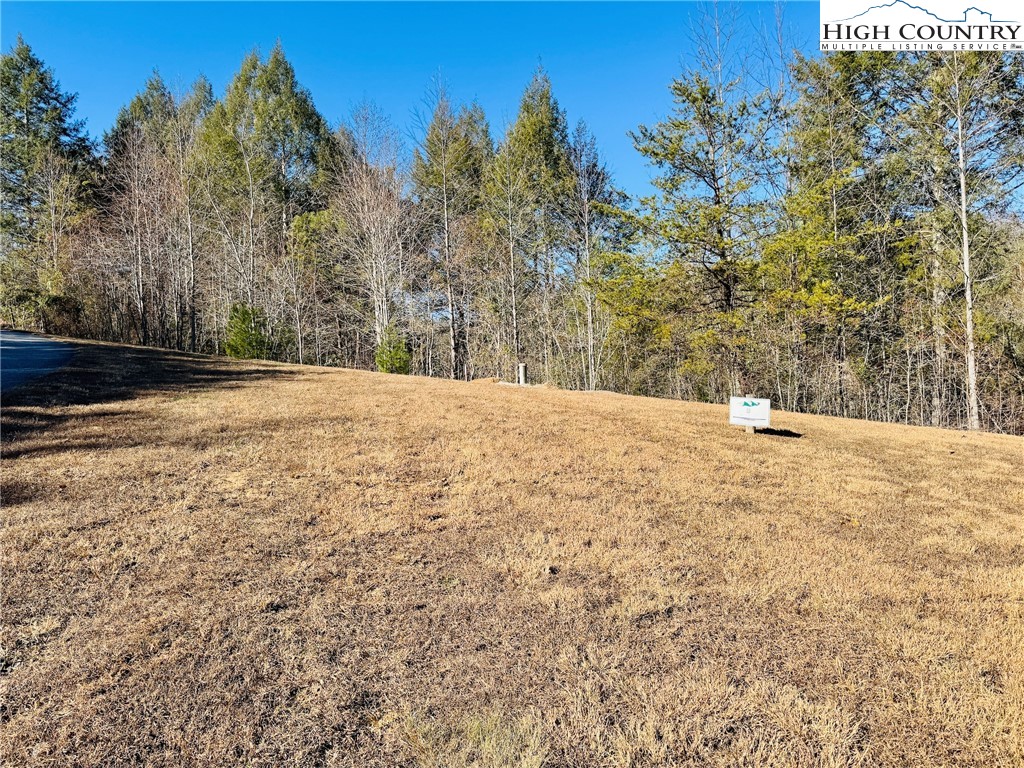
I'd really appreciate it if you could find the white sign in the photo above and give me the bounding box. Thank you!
[820,0,1023,52]
[729,397,771,428]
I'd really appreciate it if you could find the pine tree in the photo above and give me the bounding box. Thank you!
[482,69,570,379]
[763,53,892,415]
[224,302,269,359]
[413,88,491,380]
[630,63,770,398]
[565,120,615,390]
[375,323,411,374]
[903,52,1024,430]
[0,36,94,328]
[1,36,92,244]
[198,44,335,352]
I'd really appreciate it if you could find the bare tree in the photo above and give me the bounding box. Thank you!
[566,121,613,390]
[912,52,1024,430]
[412,85,489,380]
[330,104,412,355]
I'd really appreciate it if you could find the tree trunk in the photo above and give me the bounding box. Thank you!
[930,249,946,428]
[953,64,981,430]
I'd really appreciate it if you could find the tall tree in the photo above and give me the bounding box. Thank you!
[482,120,535,373]
[904,53,1024,430]
[482,69,570,379]
[101,73,214,348]
[197,44,333,358]
[329,104,412,367]
[764,53,895,417]
[0,36,94,329]
[630,10,773,398]
[413,86,491,380]
[565,120,614,390]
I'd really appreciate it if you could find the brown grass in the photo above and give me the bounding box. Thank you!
[2,340,1022,767]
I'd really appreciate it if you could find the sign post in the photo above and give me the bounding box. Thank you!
[729,395,770,433]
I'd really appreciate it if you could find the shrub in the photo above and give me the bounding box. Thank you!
[375,324,411,374]
[225,303,269,359]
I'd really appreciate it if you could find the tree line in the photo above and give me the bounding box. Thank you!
[2,32,1023,433]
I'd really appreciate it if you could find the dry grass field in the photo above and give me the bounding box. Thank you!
[2,339,1023,767]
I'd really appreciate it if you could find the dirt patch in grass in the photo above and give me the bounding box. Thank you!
[2,341,1022,766]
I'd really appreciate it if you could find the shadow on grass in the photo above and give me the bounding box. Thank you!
[758,428,803,439]
[1,339,295,453]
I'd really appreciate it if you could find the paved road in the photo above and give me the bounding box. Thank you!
[0,331,75,395]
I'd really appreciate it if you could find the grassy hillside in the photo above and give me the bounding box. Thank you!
[2,340,1022,767]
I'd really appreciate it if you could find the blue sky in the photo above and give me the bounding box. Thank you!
[1,1,820,196]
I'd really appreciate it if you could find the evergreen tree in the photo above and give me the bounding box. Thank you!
[413,88,492,380]
[482,69,570,378]
[198,44,335,341]
[224,302,269,359]
[106,72,176,153]
[0,36,94,328]
[902,52,1024,429]
[375,323,411,374]
[762,53,894,415]
[0,36,92,245]
[630,63,771,398]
